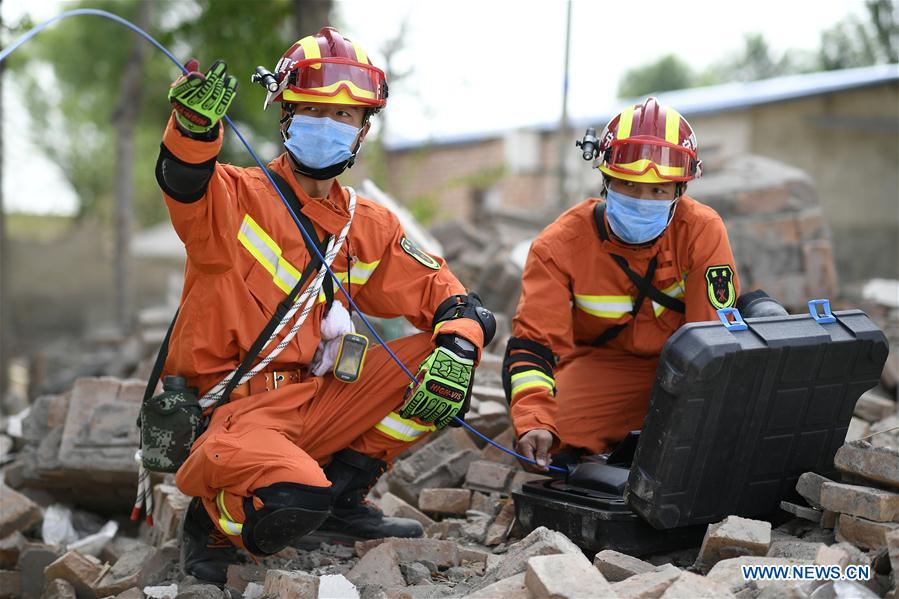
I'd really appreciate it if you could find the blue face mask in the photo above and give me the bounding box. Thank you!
[605,188,677,244]
[283,115,360,170]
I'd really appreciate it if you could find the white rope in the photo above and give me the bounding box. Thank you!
[199,187,357,408]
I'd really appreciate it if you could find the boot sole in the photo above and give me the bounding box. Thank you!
[252,507,330,555]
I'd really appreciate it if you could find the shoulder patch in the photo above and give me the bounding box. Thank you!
[705,265,736,309]
[400,236,441,270]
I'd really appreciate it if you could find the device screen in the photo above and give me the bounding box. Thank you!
[334,334,368,382]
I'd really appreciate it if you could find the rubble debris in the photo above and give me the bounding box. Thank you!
[17,543,60,598]
[834,441,899,489]
[375,492,435,529]
[796,472,830,509]
[0,532,25,570]
[819,480,899,522]
[262,569,319,598]
[836,514,899,551]
[780,500,823,523]
[42,550,104,598]
[0,571,21,599]
[473,526,583,590]
[418,488,471,516]
[695,516,772,570]
[0,484,42,538]
[95,543,157,596]
[610,563,682,599]
[41,577,76,599]
[464,460,514,494]
[855,388,897,423]
[593,549,658,582]
[660,570,734,598]
[524,552,616,598]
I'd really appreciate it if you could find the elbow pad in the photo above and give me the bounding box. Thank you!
[155,144,216,203]
[432,292,496,345]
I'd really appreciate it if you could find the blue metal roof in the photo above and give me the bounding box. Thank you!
[384,64,899,152]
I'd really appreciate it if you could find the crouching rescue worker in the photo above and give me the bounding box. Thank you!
[505,97,739,471]
[156,28,495,584]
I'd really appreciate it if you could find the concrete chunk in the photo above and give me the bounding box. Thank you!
[42,577,77,598]
[18,543,61,598]
[484,500,516,546]
[0,484,42,537]
[465,460,514,494]
[815,545,850,568]
[779,501,822,522]
[660,571,734,598]
[819,480,899,522]
[418,488,471,515]
[43,550,104,598]
[465,573,527,598]
[0,532,24,569]
[594,550,657,582]
[796,472,830,509]
[148,484,191,548]
[375,492,434,528]
[346,543,405,589]
[766,540,825,560]
[834,441,899,489]
[886,528,899,573]
[854,388,896,423]
[263,570,319,599]
[611,564,682,599]
[476,526,583,590]
[835,514,899,550]
[706,557,808,596]
[95,543,158,596]
[225,564,267,594]
[696,516,771,570]
[0,571,21,599]
[525,553,616,599]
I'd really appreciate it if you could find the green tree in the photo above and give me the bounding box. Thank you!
[819,0,898,69]
[617,54,694,98]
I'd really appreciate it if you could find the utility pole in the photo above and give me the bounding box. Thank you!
[0,0,9,400]
[556,0,573,212]
[112,0,153,335]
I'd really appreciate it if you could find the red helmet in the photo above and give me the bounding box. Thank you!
[265,27,387,110]
[596,97,701,183]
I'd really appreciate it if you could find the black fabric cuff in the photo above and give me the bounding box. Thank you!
[155,143,217,204]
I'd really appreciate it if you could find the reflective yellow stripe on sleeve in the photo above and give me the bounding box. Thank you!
[238,215,303,295]
[317,259,381,303]
[574,294,633,318]
[216,490,243,536]
[510,369,555,397]
[374,412,437,442]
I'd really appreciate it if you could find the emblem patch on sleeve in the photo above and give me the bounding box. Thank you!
[400,236,441,270]
[705,265,736,309]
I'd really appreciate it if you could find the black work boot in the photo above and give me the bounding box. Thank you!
[180,497,239,585]
[300,449,423,546]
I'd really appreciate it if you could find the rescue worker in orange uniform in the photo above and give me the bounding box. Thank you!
[505,98,740,471]
[157,28,495,584]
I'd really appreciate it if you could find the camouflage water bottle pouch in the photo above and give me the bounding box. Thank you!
[139,386,203,473]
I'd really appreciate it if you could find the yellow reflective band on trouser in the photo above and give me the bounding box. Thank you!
[510,369,555,397]
[652,276,687,317]
[317,259,381,303]
[374,412,436,442]
[238,215,302,295]
[665,107,683,145]
[575,294,633,318]
[216,490,243,537]
[617,105,635,139]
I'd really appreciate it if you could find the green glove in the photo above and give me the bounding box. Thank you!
[168,59,237,134]
[400,345,474,429]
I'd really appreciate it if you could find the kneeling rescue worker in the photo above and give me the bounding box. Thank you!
[506,97,740,471]
[157,27,495,584]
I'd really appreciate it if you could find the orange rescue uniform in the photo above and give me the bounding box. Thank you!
[157,115,483,544]
[507,196,739,454]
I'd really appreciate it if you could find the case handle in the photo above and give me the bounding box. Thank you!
[808,299,837,324]
[716,307,748,332]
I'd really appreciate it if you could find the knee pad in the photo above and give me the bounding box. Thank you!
[241,482,332,556]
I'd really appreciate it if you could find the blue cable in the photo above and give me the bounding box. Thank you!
[1,8,566,473]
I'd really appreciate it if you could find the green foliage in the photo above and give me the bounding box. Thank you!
[617,55,694,98]
[10,0,334,226]
[617,1,898,98]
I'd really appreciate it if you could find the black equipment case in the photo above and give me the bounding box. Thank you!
[513,302,889,555]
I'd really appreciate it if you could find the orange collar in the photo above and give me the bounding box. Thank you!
[269,155,350,235]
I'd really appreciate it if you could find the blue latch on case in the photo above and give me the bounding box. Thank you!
[808,299,837,324]
[716,307,748,332]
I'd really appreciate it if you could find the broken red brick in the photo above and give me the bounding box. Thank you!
[418,488,471,515]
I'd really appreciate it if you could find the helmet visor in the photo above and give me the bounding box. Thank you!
[286,58,386,106]
[605,139,696,181]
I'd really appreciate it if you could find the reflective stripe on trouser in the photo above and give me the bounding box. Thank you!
[374,411,436,442]
[216,490,243,536]
[176,332,438,543]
